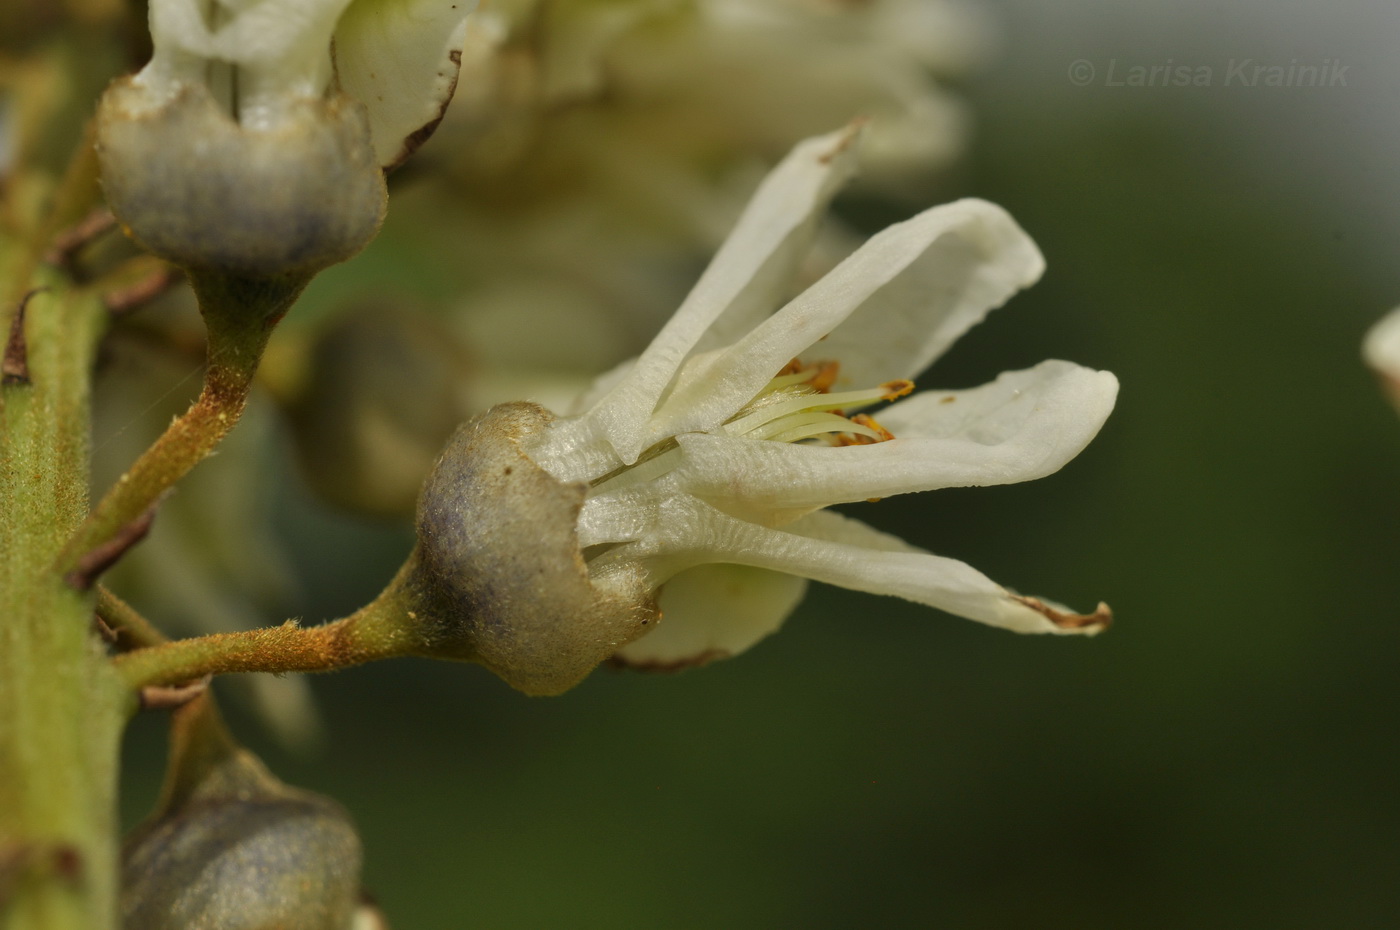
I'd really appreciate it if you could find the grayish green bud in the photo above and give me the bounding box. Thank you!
[122,743,362,929]
[290,305,475,518]
[95,79,386,279]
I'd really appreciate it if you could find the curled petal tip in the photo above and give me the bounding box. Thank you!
[1014,596,1113,635]
[819,120,868,163]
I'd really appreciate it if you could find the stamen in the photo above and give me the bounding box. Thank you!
[880,380,914,401]
[809,361,840,393]
[762,359,839,393]
[720,359,909,446]
[763,413,887,445]
[834,414,896,446]
[724,385,904,438]
[584,358,905,505]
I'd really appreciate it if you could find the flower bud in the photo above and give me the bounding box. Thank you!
[288,305,475,518]
[96,80,386,280]
[410,402,658,696]
[122,701,362,929]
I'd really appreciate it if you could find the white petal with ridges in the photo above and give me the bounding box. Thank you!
[603,498,1107,635]
[140,0,219,102]
[141,0,353,126]
[646,199,1045,446]
[334,0,478,168]
[814,199,1043,385]
[667,361,1117,514]
[212,0,354,129]
[611,564,808,669]
[783,509,1109,635]
[582,125,863,463]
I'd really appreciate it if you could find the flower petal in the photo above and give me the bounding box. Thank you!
[333,0,478,168]
[583,124,863,462]
[611,564,808,670]
[670,360,1117,516]
[143,0,218,87]
[614,498,1107,636]
[1364,307,1400,408]
[648,198,1045,444]
[785,509,1110,634]
[209,0,355,129]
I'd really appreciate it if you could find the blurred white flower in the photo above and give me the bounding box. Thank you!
[450,0,990,196]
[1364,307,1400,409]
[409,0,996,416]
[521,126,1117,670]
[134,0,476,165]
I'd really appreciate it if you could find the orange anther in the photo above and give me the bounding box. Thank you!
[879,379,914,401]
[809,360,841,393]
[850,413,896,442]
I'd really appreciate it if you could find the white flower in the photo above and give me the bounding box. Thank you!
[449,0,988,192]
[132,0,477,165]
[518,125,1118,670]
[409,125,1115,694]
[1364,307,1400,410]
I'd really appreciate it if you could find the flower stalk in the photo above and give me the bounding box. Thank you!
[95,587,171,652]
[55,271,305,577]
[113,557,434,691]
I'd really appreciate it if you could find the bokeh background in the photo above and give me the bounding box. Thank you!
[118,0,1400,926]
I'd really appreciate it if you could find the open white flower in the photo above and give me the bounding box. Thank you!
[522,125,1117,669]
[411,125,1116,693]
[1364,307,1400,411]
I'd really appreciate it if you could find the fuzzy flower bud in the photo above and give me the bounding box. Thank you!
[97,82,385,280]
[122,700,362,929]
[288,305,476,518]
[95,0,477,281]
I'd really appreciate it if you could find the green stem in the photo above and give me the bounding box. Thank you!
[114,559,427,691]
[0,268,126,930]
[55,271,307,576]
[95,586,168,651]
[1,23,166,930]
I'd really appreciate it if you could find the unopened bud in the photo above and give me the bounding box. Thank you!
[289,305,474,518]
[122,700,362,929]
[96,80,386,280]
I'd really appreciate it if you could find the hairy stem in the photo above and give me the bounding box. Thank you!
[0,27,134,929]
[95,586,169,651]
[114,559,430,691]
[0,272,126,930]
[55,271,307,576]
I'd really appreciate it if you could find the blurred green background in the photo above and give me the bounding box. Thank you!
[121,1,1400,926]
